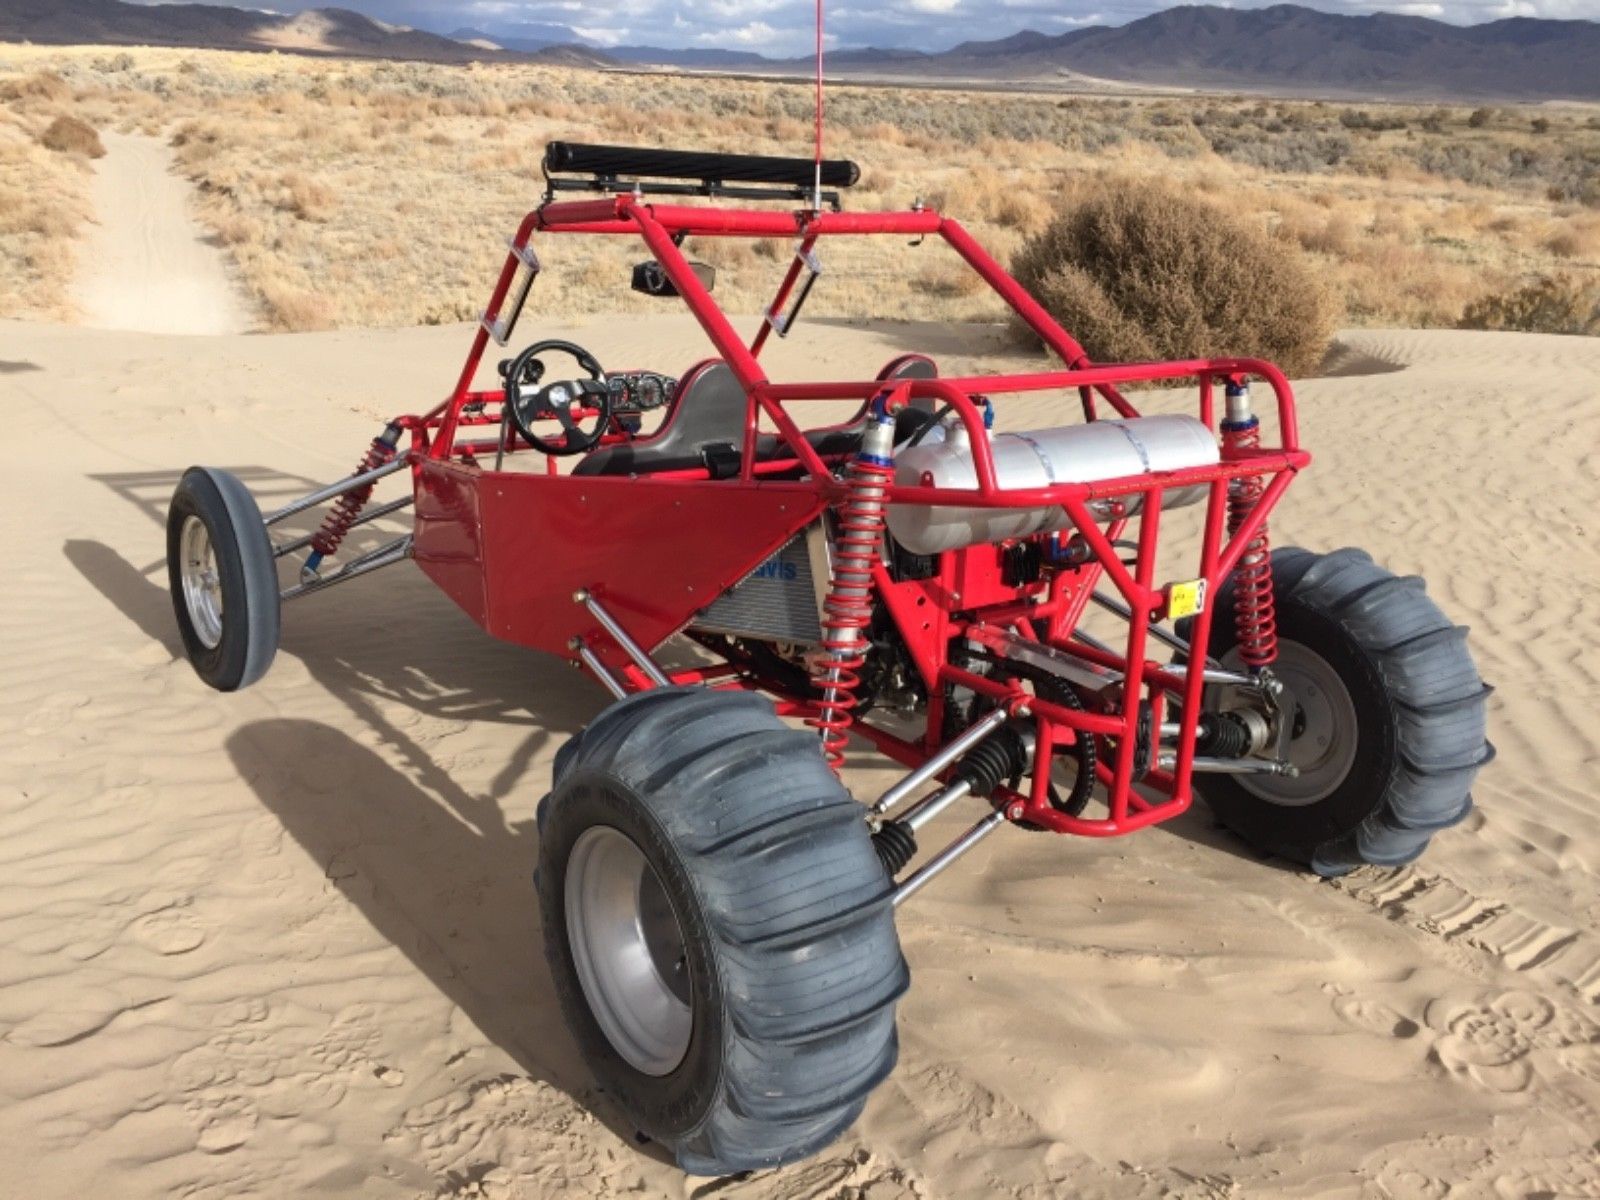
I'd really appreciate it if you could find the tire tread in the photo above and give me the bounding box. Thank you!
[543,688,907,1174]
[1204,547,1491,876]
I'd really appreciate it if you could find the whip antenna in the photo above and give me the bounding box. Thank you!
[813,0,824,210]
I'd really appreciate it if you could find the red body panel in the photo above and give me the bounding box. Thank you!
[414,461,826,670]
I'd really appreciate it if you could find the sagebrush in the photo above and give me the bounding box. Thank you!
[1459,275,1600,335]
[1012,180,1335,377]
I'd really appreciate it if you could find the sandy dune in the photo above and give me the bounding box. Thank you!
[71,133,255,336]
[0,315,1597,1199]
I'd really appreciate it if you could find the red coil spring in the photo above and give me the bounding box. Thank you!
[809,457,895,771]
[310,435,399,559]
[1223,420,1278,668]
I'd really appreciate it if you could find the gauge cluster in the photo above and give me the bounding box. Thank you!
[606,371,677,415]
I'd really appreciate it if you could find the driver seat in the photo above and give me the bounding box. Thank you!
[573,360,744,478]
[572,354,941,478]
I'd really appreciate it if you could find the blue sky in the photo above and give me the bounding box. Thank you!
[138,0,1600,55]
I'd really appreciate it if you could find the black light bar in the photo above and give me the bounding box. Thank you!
[544,142,860,190]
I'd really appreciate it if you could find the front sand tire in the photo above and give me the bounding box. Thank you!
[167,467,280,692]
[1197,547,1493,876]
[537,688,907,1175]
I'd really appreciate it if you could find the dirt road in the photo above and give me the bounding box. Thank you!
[72,132,254,336]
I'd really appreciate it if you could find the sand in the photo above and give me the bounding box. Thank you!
[71,133,255,336]
[0,314,1598,1200]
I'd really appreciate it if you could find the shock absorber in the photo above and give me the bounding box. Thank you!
[304,423,403,578]
[1221,378,1278,668]
[810,398,898,771]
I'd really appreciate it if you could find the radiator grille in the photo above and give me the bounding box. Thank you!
[690,532,823,644]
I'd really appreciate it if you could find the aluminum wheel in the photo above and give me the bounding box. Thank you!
[1238,638,1360,807]
[564,825,692,1076]
[179,515,225,650]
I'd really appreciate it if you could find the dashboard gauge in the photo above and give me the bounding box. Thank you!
[635,374,664,410]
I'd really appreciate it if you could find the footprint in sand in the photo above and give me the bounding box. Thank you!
[1424,990,1553,1093]
[186,1093,258,1153]
[1324,983,1420,1039]
[131,904,207,955]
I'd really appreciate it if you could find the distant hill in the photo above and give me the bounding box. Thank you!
[905,5,1600,99]
[0,0,1596,100]
[0,0,610,66]
[448,23,592,55]
[614,3,1600,101]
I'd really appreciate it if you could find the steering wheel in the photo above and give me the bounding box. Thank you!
[502,340,613,457]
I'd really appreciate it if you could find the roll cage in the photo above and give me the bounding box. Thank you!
[383,147,1310,842]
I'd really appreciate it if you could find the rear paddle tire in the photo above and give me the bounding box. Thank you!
[537,688,907,1175]
[167,467,280,691]
[1196,547,1493,876]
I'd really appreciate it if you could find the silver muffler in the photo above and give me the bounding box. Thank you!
[886,414,1219,555]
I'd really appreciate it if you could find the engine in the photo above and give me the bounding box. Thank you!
[685,414,1220,709]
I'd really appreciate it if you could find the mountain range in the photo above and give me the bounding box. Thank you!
[0,0,609,66]
[2,0,1597,100]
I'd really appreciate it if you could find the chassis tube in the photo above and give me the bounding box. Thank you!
[892,810,1008,906]
[872,705,1012,816]
[263,457,410,527]
[574,589,672,688]
[899,779,976,834]
[572,640,628,699]
[272,496,412,558]
[280,535,411,600]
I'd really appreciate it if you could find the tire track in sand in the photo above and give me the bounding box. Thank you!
[71,132,254,336]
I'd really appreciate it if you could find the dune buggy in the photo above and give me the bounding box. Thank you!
[167,143,1491,1174]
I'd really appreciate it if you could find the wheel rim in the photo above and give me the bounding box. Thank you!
[1237,639,1360,807]
[564,825,692,1076]
[179,515,225,650]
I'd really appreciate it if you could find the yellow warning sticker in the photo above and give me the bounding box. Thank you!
[1167,579,1207,620]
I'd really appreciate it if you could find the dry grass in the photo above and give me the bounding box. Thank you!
[0,70,96,319]
[0,45,1597,345]
[1459,275,1600,335]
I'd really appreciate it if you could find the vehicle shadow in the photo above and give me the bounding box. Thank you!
[65,538,184,658]
[90,466,327,531]
[64,528,665,1158]
[1149,801,1303,874]
[224,717,671,1165]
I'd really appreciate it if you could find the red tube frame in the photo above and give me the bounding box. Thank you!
[400,194,1310,840]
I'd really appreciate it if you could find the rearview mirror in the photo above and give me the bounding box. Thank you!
[632,260,716,298]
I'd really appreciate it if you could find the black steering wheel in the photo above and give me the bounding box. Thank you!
[502,340,612,457]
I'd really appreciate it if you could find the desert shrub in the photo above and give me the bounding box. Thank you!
[0,71,71,105]
[1206,129,1352,173]
[259,281,336,331]
[38,115,105,159]
[274,171,335,221]
[1458,275,1600,335]
[1010,178,1335,377]
[1339,109,1405,132]
[1531,117,1551,135]
[1467,108,1494,129]
[1542,222,1599,258]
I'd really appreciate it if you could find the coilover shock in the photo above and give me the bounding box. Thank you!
[810,400,898,771]
[305,423,403,577]
[1221,378,1278,668]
